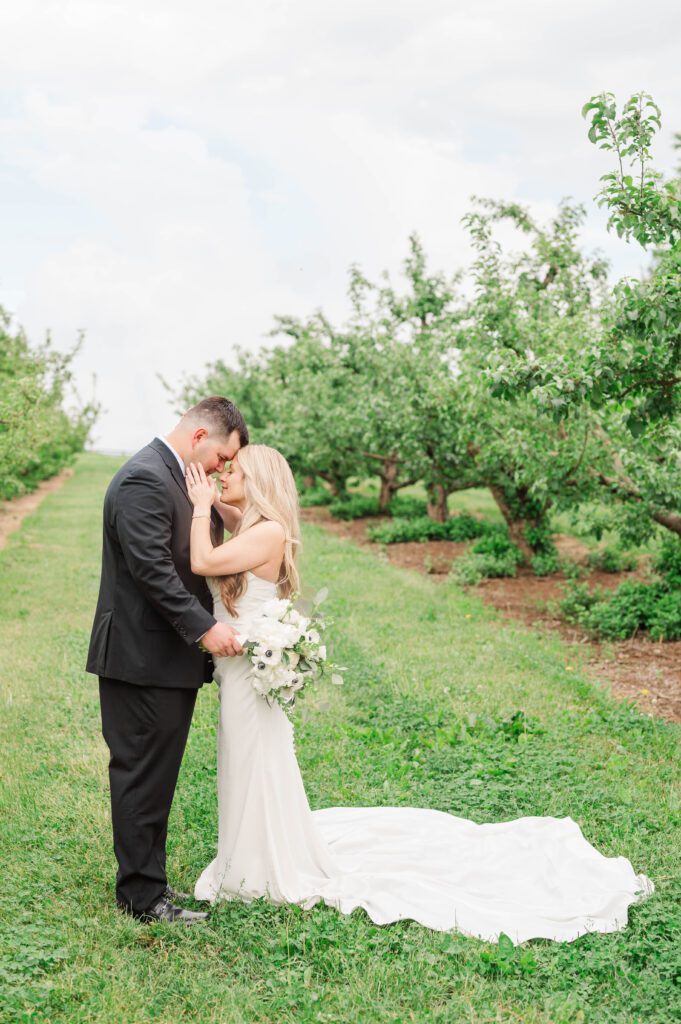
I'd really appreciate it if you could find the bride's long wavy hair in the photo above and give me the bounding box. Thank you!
[215,444,301,616]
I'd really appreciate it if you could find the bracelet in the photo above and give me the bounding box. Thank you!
[192,513,211,520]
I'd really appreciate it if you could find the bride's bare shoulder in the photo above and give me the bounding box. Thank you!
[245,519,286,542]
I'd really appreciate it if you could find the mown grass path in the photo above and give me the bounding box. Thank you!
[1,454,679,1024]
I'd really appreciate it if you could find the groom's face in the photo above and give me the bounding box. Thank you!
[190,428,241,475]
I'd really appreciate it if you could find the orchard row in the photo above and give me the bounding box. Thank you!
[172,93,681,563]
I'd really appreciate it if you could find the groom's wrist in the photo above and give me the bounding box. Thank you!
[195,623,214,647]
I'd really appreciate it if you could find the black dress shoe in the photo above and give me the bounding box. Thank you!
[164,885,190,902]
[140,896,208,925]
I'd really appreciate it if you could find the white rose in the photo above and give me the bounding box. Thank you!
[318,645,327,661]
[261,598,290,620]
[250,623,280,648]
[261,621,301,648]
[252,676,272,696]
[288,624,306,645]
[270,621,299,647]
[271,667,296,690]
[247,623,269,644]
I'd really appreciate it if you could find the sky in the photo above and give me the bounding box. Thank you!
[1,0,680,452]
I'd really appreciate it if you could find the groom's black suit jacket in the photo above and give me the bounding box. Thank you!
[86,439,223,688]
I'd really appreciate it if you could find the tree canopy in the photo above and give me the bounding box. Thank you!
[169,91,681,555]
[0,308,98,499]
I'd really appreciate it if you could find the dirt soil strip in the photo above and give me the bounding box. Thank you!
[0,469,74,551]
[302,506,681,725]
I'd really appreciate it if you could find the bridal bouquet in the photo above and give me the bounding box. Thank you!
[236,587,344,711]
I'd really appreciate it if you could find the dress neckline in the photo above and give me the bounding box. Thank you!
[246,570,278,587]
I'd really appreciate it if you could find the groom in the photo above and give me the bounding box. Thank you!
[86,396,248,924]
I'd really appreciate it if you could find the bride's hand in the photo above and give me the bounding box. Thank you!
[185,462,217,512]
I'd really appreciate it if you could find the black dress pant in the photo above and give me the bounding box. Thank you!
[98,677,198,915]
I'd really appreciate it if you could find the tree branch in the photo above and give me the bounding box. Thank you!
[589,464,681,538]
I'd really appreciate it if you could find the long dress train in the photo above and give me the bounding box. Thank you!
[194,573,654,944]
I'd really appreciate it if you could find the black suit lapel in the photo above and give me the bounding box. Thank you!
[147,438,193,510]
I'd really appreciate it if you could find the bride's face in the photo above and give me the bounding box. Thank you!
[218,453,246,506]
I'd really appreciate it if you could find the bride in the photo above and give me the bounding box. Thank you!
[184,446,653,945]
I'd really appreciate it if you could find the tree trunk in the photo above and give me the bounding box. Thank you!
[302,475,315,489]
[489,485,543,564]
[378,459,399,513]
[505,519,538,564]
[320,472,347,499]
[426,483,449,522]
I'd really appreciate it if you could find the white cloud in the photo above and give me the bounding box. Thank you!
[0,0,679,449]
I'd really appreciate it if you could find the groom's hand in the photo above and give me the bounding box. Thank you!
[200,622,243,657]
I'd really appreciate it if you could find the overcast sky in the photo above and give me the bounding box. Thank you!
[1,0,679,452]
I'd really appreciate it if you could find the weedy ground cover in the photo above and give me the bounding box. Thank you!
[0,454,679,1023]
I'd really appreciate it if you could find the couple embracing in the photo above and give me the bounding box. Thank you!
[86,396,653,943]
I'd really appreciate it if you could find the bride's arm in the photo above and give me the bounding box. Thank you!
[185,462,284,576]
[190,517,285,576]
[212,492,242,535]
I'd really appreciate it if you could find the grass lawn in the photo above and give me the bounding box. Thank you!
[1,453,679,1024]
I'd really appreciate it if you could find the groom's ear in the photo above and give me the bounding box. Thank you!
[190,427,208,448]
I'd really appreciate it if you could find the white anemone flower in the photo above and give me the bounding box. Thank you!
[253,644,282,666]
[251,660,277,692]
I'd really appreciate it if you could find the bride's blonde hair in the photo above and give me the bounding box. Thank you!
[216,444,301,616]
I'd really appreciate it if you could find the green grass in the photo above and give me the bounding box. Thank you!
[1,453,679,1024]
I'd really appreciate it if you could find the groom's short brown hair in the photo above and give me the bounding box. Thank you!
[184,396,249,446]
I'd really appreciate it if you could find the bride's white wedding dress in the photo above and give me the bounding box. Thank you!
[194,573,654,944]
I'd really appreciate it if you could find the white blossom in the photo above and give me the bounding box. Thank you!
[283,608,307,629]
[261,598,290,619]
[253,643,283,666]
[239,585,341,711]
